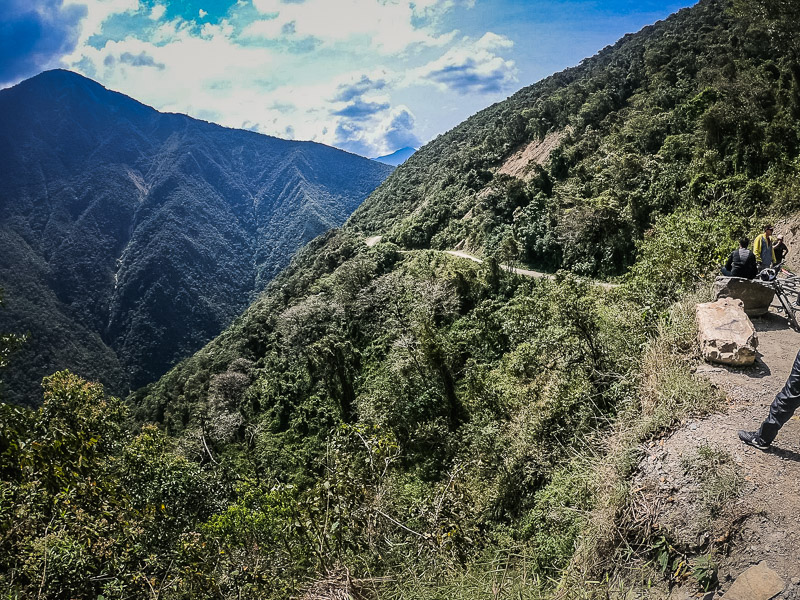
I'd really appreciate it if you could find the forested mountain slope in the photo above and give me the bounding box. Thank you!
[3,0,800,598]
[350,0,799,276]
[0,70,392,404]
[144,0,800,427]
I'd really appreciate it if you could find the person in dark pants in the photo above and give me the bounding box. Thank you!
[721,236,757,279]
[739,348,800,450]
[774,234,789,265]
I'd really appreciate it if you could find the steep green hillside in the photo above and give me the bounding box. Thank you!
[352,0,799,276]
[2,0,799,598]
[0,70,392,404]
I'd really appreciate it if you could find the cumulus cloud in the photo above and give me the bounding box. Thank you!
[0,0,87,85]
[416,32,517,95]
[334,105,421,157]
[248,0,458,54]
[332,74,386,103]
[63,0,140,47]
[384,108,420,150]
[324,70,416,154]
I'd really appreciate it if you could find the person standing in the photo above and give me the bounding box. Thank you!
[774,234,789,265]
[740,347,800,450]
[753,224,776,270]
[721,236,757,279]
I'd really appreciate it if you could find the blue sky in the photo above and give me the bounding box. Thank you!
[1,0,696,157]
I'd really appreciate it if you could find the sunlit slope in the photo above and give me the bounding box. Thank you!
[349,0,797,276]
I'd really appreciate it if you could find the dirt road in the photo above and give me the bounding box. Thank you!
[635,306,800,598]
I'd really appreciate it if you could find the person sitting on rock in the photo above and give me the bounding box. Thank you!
[774,234,789,265]
[721,236,757,279]
[739,348,800,450]
[753,224,777,270]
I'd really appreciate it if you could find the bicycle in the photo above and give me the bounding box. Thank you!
[765,263,800,331]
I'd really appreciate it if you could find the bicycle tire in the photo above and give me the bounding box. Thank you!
[776,287,800,331]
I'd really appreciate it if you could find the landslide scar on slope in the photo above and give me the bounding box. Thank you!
[497,130,565,179]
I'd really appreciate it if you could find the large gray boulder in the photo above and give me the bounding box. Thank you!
[713,276,775,316]
[696,297,758,366]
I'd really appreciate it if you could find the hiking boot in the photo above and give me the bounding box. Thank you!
[738,430,770,451]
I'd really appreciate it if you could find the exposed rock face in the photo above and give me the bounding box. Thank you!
[713,276,775,316]
[697,298,758,366]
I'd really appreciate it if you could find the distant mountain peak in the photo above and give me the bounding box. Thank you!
[372,146,416,166]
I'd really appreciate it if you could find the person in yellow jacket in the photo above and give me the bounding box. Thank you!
[753,224,777,269]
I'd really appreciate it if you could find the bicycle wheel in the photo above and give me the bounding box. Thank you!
[776,288,800,331]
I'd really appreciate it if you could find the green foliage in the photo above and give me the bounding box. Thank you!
[625,207,746,316]
[0,372,222,599]
[692,554,719,592]
[1,372,132,598]
[6,1,800,597]
[133,247,647,596]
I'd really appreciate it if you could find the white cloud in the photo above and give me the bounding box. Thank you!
[149,4,166,20]
[199,9,208,18]
[414,32,517,94]
[56,0,508,156]
[334,105,420,157]
[63,0,140,46]
[248,0,458,54]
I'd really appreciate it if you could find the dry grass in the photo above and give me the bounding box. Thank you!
[555,289,725,599]
[300,567,394,600]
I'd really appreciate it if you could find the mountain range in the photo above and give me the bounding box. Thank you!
[0,70,392,404]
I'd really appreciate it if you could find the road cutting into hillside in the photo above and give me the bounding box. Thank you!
[363,235,618,289]
[443,250,551,278]
[634,305,800,598]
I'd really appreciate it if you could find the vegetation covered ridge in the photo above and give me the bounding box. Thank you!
[350,0,800,278]
[2,0,800,597]
[0,69,392,405]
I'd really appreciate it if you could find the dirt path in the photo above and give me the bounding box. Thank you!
[444,250,619,289]
[443,250,551,278]
[634,303,800,598]
[363,237,617,288]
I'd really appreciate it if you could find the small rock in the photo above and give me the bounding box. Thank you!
[793,577,800,586]
[720,561,785,600]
